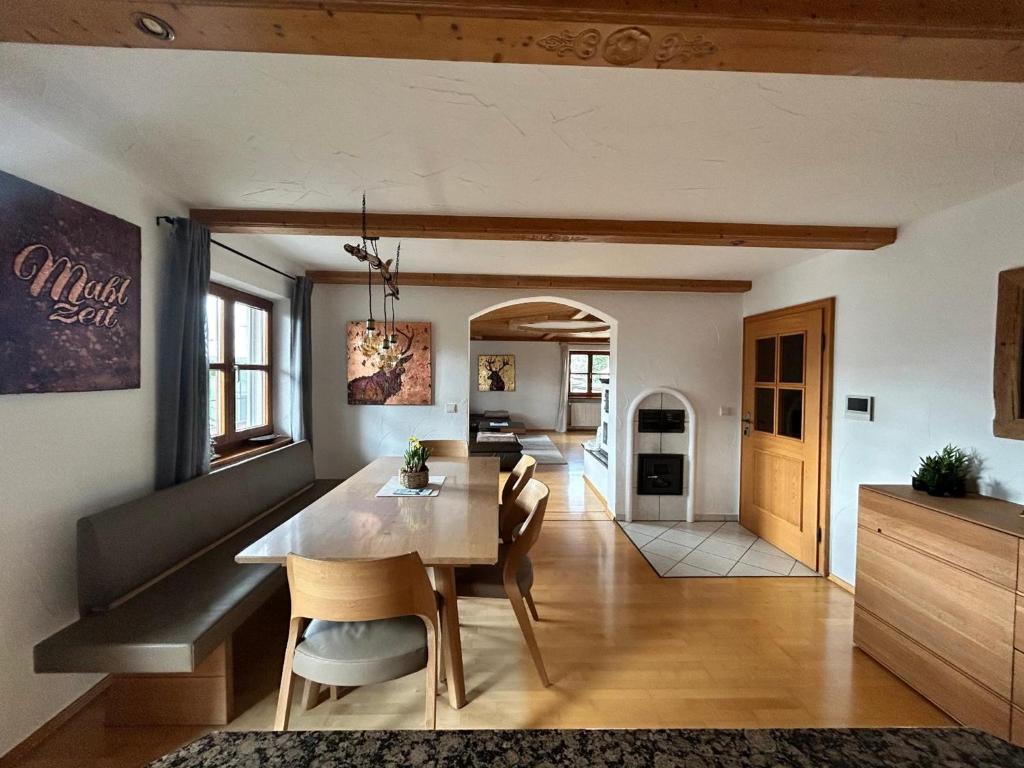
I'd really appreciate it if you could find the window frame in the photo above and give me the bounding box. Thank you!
[994,266,1024,440]
[568,350,610,399]
[208,282,275,452]
[752,331,807,442]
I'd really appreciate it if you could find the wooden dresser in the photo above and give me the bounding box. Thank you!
[854,485,1024,742]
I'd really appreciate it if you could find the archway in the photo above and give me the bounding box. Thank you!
[468,296,619,516]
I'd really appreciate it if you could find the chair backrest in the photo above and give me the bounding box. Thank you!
[503,479,549,584]
[420,439,469,458]
[285,552,437,625]
[499,455,537,540]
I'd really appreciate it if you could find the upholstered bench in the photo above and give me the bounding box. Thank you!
[33,441,339,725]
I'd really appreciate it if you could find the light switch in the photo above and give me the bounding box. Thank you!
[719,406,734,416]
[445,402,458,414]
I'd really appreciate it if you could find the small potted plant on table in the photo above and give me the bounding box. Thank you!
[912,444,972,498]
[401,437,432,490]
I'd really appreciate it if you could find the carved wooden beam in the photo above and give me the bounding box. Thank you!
[2,1,1024,81]
[471,334,609,344]
[190,209,895,250]
[308,270,752,293]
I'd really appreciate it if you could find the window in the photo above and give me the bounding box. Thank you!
[569,351,610,398]
[207,283,274,451]
[753,332,806,440]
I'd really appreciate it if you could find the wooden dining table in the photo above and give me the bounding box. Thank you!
[235,455,500,709]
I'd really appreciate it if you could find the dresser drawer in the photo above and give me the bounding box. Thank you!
[1020,541,1024,595]
[856,527,1015,697]
[854,606,1010,739]
[859,488,1018,588]
[1017,597,1024,651]
[1016,651,1024,706]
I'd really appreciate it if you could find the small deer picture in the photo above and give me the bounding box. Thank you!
[478,354,515,392]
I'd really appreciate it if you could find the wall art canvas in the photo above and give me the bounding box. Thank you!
[478,354,516,392]
[347,321,432,405]
[0,170,141,394]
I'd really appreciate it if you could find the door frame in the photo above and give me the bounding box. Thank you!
[741,297,835,575]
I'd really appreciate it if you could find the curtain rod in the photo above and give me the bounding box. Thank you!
[156,216,297,282]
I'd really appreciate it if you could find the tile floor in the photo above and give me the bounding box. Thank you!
[618,519,820,578]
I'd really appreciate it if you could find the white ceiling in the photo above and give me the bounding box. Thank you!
[212,234,816,279]
[2,44,1024,277]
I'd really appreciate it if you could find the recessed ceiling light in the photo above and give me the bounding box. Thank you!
[132,12,175,41]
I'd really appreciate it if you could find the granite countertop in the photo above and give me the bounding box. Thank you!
[148,727,1024,768]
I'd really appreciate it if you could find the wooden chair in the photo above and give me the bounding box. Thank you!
[499,454,537,542]
[456,478,551,686]
[275,552,439,730]
[420,439,469,458]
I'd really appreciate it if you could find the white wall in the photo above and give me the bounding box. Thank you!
[312,286,743,519]
[0,108,299,758]
[744,179,1024,585]
[0,108,177,758]
[469,340,563,428]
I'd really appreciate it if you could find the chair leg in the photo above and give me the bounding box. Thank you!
[425,622,438,730]
[301,679,320,711]
[437,628,447,686]
[524,590,540,621]
[274,619,303,730]
[507,587,551,687]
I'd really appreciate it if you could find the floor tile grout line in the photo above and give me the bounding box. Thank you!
[670,561,718,578]
[617,519,810,579]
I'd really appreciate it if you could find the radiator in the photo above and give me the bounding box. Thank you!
[570,401,601,428]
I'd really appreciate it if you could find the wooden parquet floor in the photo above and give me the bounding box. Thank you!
[7,433,949,767]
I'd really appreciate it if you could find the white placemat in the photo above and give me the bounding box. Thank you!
[376,475,447,498]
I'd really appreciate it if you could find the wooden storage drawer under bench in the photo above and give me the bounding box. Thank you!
[855,485,1024,744]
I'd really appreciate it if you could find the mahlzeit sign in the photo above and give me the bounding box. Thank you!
[0,170,141,394]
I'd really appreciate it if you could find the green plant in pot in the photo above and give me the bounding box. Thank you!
[912,444,972,498]
[400,437,432,489]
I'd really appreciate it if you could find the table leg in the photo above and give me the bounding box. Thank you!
[433,565,466,708]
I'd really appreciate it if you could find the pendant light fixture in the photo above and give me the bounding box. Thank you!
[345,194,403,371]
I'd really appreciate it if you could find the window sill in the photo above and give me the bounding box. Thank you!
[211,436,293,471]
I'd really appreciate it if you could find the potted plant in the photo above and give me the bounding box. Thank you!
[912,444,972,498]
[400,437,431,489]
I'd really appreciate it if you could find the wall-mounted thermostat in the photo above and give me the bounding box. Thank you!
[845,395,874,421]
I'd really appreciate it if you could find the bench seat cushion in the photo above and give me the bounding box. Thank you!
[35,479,339,674]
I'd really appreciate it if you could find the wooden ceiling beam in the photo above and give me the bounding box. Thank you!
[3,1,1024,82]
[471,334,609,344]
[308,270,751,293]
[191,209,895,250]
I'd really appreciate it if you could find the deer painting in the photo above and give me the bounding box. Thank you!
[347,322,433,405]
[478,355,515,392]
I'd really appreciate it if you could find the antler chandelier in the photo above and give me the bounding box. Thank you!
[345,195,403,372]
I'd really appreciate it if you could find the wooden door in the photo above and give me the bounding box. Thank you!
[740,301,832,569]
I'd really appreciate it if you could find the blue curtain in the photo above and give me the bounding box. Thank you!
[290,276,314,443]
[156,219,211,488]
